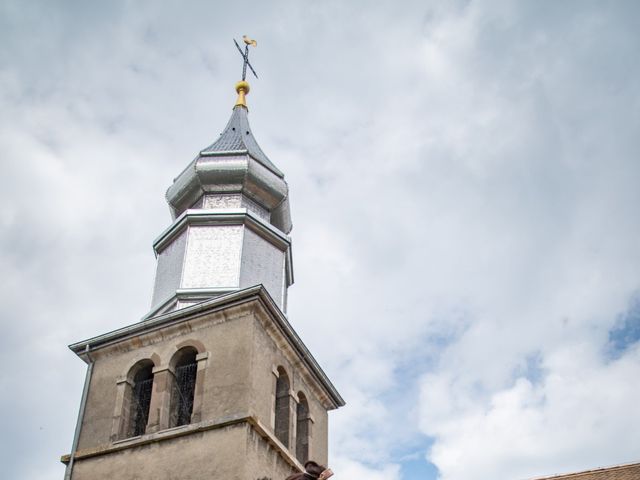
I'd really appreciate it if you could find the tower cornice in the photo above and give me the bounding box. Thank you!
[152,208,292,255]
[68,285,345,409]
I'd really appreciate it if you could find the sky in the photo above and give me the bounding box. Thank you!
[1,1,640,479]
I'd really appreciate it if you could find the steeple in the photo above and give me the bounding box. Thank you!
[62,38,344,480]
[150,79,293,316]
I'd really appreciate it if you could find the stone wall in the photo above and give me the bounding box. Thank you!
[66,295,335,479]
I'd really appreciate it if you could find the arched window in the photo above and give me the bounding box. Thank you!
[169,347,198,428]
[274,367,290,447]
[126,361,154,437]
[296,392,310,463]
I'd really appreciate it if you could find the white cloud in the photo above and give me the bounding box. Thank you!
[331,457,401,480]
[422,342,640,480]
[1,1,639,479]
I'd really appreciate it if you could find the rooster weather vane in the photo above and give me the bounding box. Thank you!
[234,35,258,81]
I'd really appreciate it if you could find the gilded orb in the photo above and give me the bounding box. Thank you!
[235,80,250,94]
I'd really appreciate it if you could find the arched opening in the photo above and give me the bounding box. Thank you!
[296,392,310,463]
[274,367,290,447]
[169,347,198,428]
[126,360,154,437]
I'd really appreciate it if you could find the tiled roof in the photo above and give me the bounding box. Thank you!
[200,105,284,178]
[530,462,640,480]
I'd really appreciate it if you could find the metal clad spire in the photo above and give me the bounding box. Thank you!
[156,36,293,314]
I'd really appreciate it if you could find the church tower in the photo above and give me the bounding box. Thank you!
[62,42,344,480]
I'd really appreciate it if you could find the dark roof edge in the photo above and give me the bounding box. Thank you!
[526,461,640,480]
[68,286,345,408]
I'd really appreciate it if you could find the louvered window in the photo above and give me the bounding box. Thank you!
[127,366,154,437]
[171,362,197,427]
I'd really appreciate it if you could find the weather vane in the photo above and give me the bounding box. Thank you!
[234,35,258,81]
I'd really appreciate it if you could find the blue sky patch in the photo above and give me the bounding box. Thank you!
[607,293,640,359]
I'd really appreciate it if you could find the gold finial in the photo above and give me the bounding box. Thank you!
[235,80,250,108]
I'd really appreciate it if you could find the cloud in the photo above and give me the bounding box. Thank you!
[287,1,640,478]
[331,457,401,480]
[421,341,640,480]
[1,1,639,480]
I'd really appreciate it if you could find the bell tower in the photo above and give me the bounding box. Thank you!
[62,40,344,480]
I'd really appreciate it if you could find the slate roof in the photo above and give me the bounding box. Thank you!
[200,105,284,178]
[530,462,640,480]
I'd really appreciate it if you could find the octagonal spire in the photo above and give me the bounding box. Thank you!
[166,80,291,234]
[199,82,283,178]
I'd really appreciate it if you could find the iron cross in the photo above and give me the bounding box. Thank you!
[234,36,259,81]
